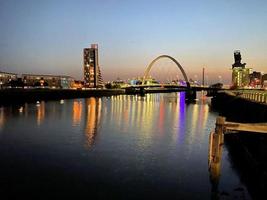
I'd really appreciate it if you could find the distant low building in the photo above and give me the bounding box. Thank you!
[22,74,74,89]
[0,71,17,88]
[72,80,84,89]
[249,71,262,88]
[129,79,142,85]
[105,78,128,89]
[262,74,267,88]
[112,79,127,88]
[142,77,159,85]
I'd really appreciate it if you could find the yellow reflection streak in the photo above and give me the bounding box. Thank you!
[111,95,124,130]
[72,100,82,126]
[200,104,209,139]
[136,94,154,145]
[190,104,199,141]
[158,100,165,134]
[130,96,136,128]
[37,101,45,126]
[136,97,142,129]
[84,98,101,149]
[0,108,5,131]
[121,97,129,132]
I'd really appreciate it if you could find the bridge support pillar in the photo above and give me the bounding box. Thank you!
[185,90,196,102]
[140,87,145,95]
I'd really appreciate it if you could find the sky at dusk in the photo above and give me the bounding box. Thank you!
[0,0,267,84]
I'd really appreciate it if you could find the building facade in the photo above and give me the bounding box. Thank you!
[249,71,262,88]
[0,71,17,88]
[83,44,103,88]
[231,50,251,88]
[232,68,251,88]
[261,74,267,88]
[22,74,74,89]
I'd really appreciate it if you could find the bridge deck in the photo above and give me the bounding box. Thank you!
[125,84,221,91]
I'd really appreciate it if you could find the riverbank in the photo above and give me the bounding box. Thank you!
[0,88,125,105]
[0,88,196,105]
[212,91,267,199]
[211,91,267,122]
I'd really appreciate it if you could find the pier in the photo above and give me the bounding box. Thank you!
[209,116,267,199]
[216,116,267,134]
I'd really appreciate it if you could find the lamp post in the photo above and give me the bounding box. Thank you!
[218,75,222,83]
[194,75,198,86]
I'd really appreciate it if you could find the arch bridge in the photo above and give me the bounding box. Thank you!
[142,55,190,89]
[125,55,221,100]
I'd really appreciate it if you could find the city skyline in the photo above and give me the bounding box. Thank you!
[0,0,267,84]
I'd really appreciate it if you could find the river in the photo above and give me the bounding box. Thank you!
[0,92,251,199]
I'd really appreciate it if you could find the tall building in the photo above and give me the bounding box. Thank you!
[231,50,251,88]
[83,44,103,88]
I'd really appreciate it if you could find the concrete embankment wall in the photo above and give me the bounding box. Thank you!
[213,92,267,199]
[0,89,125,105]
[224,132,267,200]
[211,92,267,122]
[211,92,267,199]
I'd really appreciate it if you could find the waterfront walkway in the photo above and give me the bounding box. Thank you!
[224,90,267,104]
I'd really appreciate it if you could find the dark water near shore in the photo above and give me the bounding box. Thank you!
[0,92,251,199]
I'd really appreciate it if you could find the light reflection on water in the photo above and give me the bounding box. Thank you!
[72,100,82,126]
[36,101,45,125]
[84,98,101,149]
[0,92,250,199]
[0,107,4,131]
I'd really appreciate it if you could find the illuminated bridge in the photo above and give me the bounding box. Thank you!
[143,55,191,88]
[125,55,221,100]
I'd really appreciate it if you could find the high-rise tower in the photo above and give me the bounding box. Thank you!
[83,44,103,88]
[231,50,251,88]
[232,50,246,69]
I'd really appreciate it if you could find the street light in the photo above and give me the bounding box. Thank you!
[218,75,222,83]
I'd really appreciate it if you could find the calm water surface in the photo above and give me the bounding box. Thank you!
[0,92,251,199]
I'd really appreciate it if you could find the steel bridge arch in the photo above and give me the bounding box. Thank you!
[143,55,190,88]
